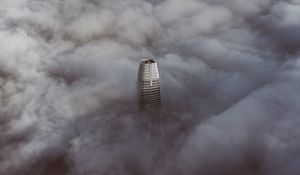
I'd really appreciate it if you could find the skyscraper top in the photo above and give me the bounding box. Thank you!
[138,58,161,111]
[139,58,159,80]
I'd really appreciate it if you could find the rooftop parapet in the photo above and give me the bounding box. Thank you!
[141,58,156,64]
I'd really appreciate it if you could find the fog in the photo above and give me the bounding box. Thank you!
[1,0,300,175]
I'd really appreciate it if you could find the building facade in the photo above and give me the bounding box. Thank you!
[138,58,161,111]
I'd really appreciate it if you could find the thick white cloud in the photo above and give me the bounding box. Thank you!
[0,0,300,175]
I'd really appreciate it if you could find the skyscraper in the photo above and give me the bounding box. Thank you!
[138,58,161,111]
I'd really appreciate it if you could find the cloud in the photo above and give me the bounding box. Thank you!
[0,0,300,175]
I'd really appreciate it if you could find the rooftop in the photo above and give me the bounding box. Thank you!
[141,58,156,64]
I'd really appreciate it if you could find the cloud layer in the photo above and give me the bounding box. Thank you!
[1,0,300,175]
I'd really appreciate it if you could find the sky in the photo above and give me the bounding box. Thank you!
[1,0,300,175]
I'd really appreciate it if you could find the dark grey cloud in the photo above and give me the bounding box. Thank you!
[1,0,300,175]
